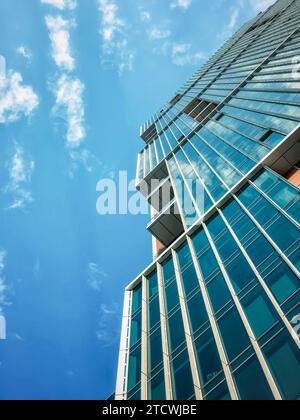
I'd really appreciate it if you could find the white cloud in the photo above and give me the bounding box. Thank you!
[148,28,172,40]
[41,0,77,10]
[45,15,75,72]
[140,10,151,22]
[16,46,33,62]
[3,144,35,211]
[87,262,108,292]
[250,0,276,13]
[0,249,9,315]
[97,0,135,74]
[172,43,206,66]
[96,303,121,347]
[52,74,86,147]
[170,0,192,10]
[0,70,39,124]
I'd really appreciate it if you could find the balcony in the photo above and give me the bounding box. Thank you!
[147,198,184,247]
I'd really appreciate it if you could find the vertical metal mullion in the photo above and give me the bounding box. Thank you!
[171,249,203,400]
[186,236,239,400]
[157,263,174,400]
[141,276,148,400]
[202,222,283,400]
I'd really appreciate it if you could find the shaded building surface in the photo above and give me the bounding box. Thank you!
[115,0,300,401]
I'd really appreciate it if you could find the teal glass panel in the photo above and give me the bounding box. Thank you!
[218,308,251,362]
[149,370,166,400]
[149,327,163,373]
[234,356,274,400]
[165,279,180,314]
[181,263,200,297]
[194,328,223,387]
[225,253,256,294]
[204,382,231,400]
[148,271,158,299]
[187,290,209,333]
[171,349,195,400]
[241,286,280,338]
[162,257,176,285]
[263,330,300,400]
[264,263,299,304]
[168,310,186,353]
[128,346,141,391]
[130,311,142,347]
[149,296,160,331]
[132,285,142,314]
[207,273,232,313]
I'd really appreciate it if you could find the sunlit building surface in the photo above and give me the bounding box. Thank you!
[115,0,300,400]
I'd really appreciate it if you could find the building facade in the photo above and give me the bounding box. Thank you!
[115,0,300,401]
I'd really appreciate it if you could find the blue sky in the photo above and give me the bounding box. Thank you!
[0,0,275,400]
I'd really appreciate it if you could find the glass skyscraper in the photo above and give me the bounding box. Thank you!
[115,0,300,401]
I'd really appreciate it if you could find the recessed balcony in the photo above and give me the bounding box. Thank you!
[147,198,184,247]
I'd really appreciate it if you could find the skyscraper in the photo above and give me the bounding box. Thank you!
[115,0,300,401]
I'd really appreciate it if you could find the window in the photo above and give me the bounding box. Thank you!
[149,370,166,400]
[207,273,232,313]
[264,263,299,305]
[148,327,164,373]
[130,311,142,347]
[263,330,300,400]
[132,285,142,314]
[128,346,141,392]
[241,286,280,338]
[218,308,251,362]
[168,310,186,353]
[148,271,158,300]
[194,328,223,387]
[171,349,195,400]
[233,356,274,400]
[186,290,209,334]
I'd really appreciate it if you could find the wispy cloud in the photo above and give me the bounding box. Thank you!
[148,28,172,40]
[171,43,206,66]
[0,70,39,124]
[42,1,86,148]
[45,15,75,72]
[3,143,35,211]
[0,249,10,315]
[87,262,108,292]
[250,0,276,13]
[53,74,85,147]
[16,46,33,62]
[97,0,135,74]
[96,303,121,347]
[68,149,102,177]
[170,0,192,10]
[140,10,151,23]
[41,0,77,10]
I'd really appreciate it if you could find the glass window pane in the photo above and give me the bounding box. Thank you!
[128,346,141,391]
[171,349,195,400]
[149,327,163,373]
[241,286,280,338]
[130,311,142,347]
[218,308,251,362]
[264,263,299,304]
[194,328,223,387]
[234,356,274,400]
[204,382,231,400]
[132,285,142,314]
[187,291,209,333]
[207,273,232,313]
[148,271,158,299]
[168,310,186,353]
[149,370,166,400]
[263,330,300,400]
